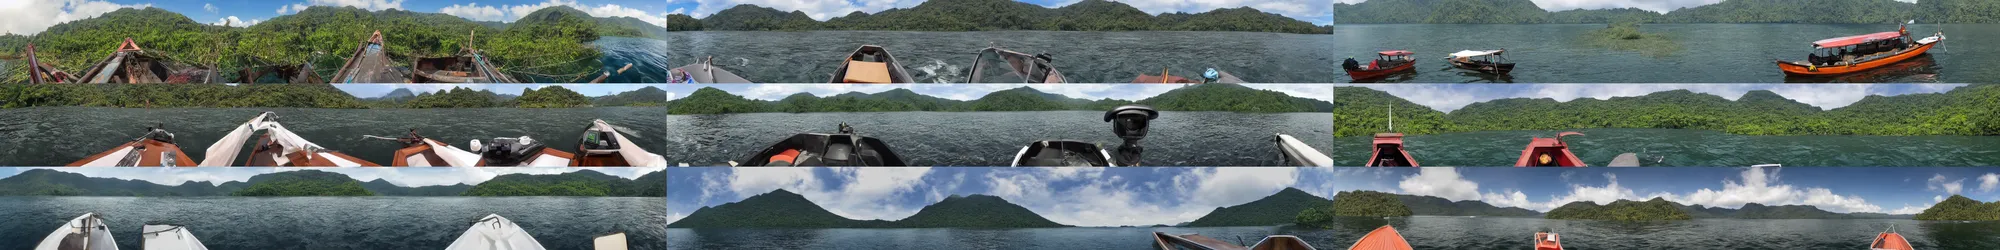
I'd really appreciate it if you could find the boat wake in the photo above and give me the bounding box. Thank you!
[910,58,961,83]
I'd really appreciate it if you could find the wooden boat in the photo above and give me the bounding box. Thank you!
[573,119,667,167]
[966,47,1066,83]
[593,232,627,250]
[1347,225,1413,250]
[668,56,752,83]
[385,131,575,167]
[829,45,915,83]
[1871,226,1914,250]
[201,112,378,167]
[141,224,210,250]
[23,43,77,83]
[1132,68,1246,83]
[329,31,410,83]
[1250,235,1318,250]
[1275,134,1333,167]
[1777,25,1943,77]
[1516,132,1586,167]
[68,126,196,167]
[1446,50,1514,75]
[736,124,907,166]
[74,38,215,83]
[1534,232,1562,250]
[1365,133,1417,167]
[1345,50,1415,81]
[35,213,116,250]
[444,214,547,250]
[234,64,325,83]
[1011,140,1113,167]
[412,48,519,83]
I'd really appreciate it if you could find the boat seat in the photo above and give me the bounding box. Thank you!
[843,61,892,83]
[825,143,853,162]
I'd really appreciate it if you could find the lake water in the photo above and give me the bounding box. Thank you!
[1326,24,1992,83]
[0,197,667,250]
[665,31,1340,83]
[658,111,1335,166]
[0,107,669,166]
[665,216,2000,249]
[595,37,676,83]
[1329,128,2000,167]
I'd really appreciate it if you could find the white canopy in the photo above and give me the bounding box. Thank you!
[1449,50,1503,58]
[199,112,351,166]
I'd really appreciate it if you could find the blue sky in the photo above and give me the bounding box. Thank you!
[2,0,672,35]
[666,0,1336,25]
[645,84,1333,102]
[0,167,663,187]
[667,167,1999,227]
[1348,84,1967,112]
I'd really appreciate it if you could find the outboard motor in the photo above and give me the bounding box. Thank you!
[1342,58,1361,70]
[1104,105,1158,166]
[473,136,547,166]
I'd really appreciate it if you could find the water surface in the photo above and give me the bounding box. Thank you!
[1329,128,2000,166]
[667,31,1339,83]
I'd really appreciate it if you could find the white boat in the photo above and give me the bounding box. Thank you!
[592,232,627,250]
[444,214,547,250]
[141,225,209,250]
[1010,140,1115,167]
[1275,133,1334,167]
[574,119,667,167]
[35,213,117,250]
[202,112,378,166]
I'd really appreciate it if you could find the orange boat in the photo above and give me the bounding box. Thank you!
[1777,24,1944,77]
[1870,226,1914,250]
[1366,133,1417,167]
[68,126,196,167]
[1344,50,1415,81]
[1534,232,1562,250]
[1347,225,1413,250]
[1516,132,1586,167]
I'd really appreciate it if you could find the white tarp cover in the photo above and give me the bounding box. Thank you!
[1449,50,1502,58]
[200,112,344,166]
[444,214,548,250]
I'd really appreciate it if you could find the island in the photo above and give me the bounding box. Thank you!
[664,84,1333,115]
[231,170,377,196]
[1181,188,1540,227]
[1333,85,2000,137]
[1544,198,1693,221]
[1914,195,2000,221]
[669,0,1331,34]
[1184,187,1333,227]
[667,189,1069,228]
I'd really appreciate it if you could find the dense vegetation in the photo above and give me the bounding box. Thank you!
[686,0,1331,34]
[1326,190,1415,217]
[1333,0,2000,24]
[1915,195,2000,220]
[231,170,376,196]
[1,5,667,82]
[591,86,671,106]
[1397,194,1541,216]
[892,194,1067,228]
[665,84,1331,115]
[511,86,594,108]
[1333,85,2000,136]
[1185,187,1333,227]
[0,84,367,108]
[461,170,663,197]
[1584,22,1681,57]
[1544,198,1693,221]
[1679,203,1853,219]
[0,168,652,197]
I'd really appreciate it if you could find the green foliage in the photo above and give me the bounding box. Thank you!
[0,169,231,196]
[230,170,376,196]
[401,87,502,108]
[0,84,366,108]
[1915,195,2000,220]
[666,84,1325,115]
[1186,187,1333,227]
[1398,194,1541,216]
[1658,0,1919,24]
[691,0,1331,34]
[1583,22,1682,57]
[894,194,1068,228]
[513,85,593,108]
[592,86,670,106]
[460,170,659,196]
[1328,190,1414,217]
[667,189,893,228]
[664,87,768,114]
[1334,85,2000,136]
[1544,198,1692,221]
[1137,84,1333,112]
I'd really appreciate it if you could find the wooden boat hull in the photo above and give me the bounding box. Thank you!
[1871,232,1913,250]
[244,133,380,167]
[1346,62,1414,81]
[829,45,915,83]
[1450,61,1514,75]
[1778,42,1934,76]
[1347,225,1413,250]
[69,139,195,167]
[1516,138,1586,167]
[1365,133,1417,167]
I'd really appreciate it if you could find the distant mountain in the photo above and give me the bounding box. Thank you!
[1328,190,1413,217]
[690,0,1330,34]
[1915,195,2000,221]
[593,86,671,106]
[1331,84,2000,137]
[965,87,1130,111]
[664,84,1323,115]
[1138,84,1332,112]
[667,189,885,228]
[1545,198,1692,221]
[0,169,231,196]
[513,85,594,108]
[360,179,472,196]
[462,170,658,197]
[1397,194,1540,217]
[232,170,375,196]
[1185,187,1333,227]
[893,194,1067,228]
[595,16,670,38]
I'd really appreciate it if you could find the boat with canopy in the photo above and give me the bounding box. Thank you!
[1445,50,1513,75]
[1345,50,1416,81]
[1776,24,1943,77]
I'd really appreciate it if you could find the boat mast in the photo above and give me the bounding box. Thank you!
[1387,106,1394,132]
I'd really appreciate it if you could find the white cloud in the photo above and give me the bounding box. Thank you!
[1929,174,1964,195]
[211,16,259,27]
[1530,0,1708,13]
[203,3,217,13]
[1182,168,1298,207]
[439,0,669,26]
[440,3,507,21]
[719,167,932,221]
[1888,204,1930,215]
[1980,173,1999,193]
[666,212,684,224]
[1397,167,1482,201]
[0,0,150,35]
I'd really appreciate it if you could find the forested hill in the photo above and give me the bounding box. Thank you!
[1333,0,2000,24]
[663,84,1332,115]
[668,189,1066,228]
[1332,85,2000,136]
[677,0,1332,34]
[1,6,668,82]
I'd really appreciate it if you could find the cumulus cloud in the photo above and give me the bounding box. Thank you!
[438,0,669,25]
[439,3,507,21]
[203,3,217,13]
[1929,174,1964,195]
[1980,173,1999,193]
[211,16,259,27]
[1397,167,1482,201]
[0,0,151,35]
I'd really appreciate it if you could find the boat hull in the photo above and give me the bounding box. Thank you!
[1346,62,1414,81]
[1348,225,1413,250]
[1871,232,1914,250]
[1450,61,1514,75]
[1778,42,1934,76]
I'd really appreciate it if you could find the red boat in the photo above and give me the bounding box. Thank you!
[1534,232,1562,250]
[1777,24,1944,77]
[1871,226,1914,250]
[1345,50,1415,80]
[1516,132,1586,167]
[1366,133,1418,167]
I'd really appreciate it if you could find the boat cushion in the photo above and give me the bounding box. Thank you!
[843,61,892,83]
